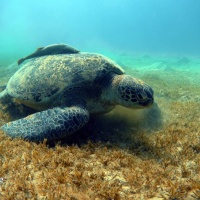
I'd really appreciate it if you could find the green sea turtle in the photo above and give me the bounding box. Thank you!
[17,43,79,65]
[0,51,154,142]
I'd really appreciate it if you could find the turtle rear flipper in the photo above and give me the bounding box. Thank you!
[0,90,11,103]
[0,107,89,141]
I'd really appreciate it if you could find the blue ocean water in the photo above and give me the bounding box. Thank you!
[0,0,200,60]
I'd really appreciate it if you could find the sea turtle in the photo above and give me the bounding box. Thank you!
[17,43,79,65]
[0,51,154,142]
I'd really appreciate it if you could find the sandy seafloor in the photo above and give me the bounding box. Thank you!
[0,53,200,199]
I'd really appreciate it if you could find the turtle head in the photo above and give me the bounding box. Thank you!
[113,75,154,109]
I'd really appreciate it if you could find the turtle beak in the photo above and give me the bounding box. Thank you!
[138,86,154,107]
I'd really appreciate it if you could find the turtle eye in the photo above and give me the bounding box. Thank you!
[137,92,147,100]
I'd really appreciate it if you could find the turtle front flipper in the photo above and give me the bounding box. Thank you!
[0,107,89,141]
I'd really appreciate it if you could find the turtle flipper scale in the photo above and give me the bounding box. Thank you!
[0,107,89,141]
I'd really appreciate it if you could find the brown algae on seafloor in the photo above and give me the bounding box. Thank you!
[0,56,200,199]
